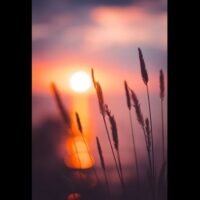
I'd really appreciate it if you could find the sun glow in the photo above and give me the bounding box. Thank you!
[64,136,94,169]
[69,71,92,93]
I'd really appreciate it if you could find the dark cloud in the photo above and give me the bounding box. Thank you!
[66,0,136,6]
[32,0,165,11]
[32,0,136,10]
[91,45,167,71]
[32,0,166,22]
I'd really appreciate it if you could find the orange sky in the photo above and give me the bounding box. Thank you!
[32,4,167,96]
[32,58,167,96]
[32,2,167,170]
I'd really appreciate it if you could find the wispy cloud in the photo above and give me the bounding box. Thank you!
[32,1,167,95]
[32,4,167,54]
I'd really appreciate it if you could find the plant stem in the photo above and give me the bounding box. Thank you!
[146,85,156,200]
[161,99,165,163]
[142,127,153,178]
[102,116,126,198]
[142,126,156,200]
[81,134,100,185]
[128,110,140,188]
[146,85,155,178]
[116,150,124,184]
[102,116,121,178]
[103,168,111,200]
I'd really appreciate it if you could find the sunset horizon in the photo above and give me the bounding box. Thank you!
[32,0,167,200]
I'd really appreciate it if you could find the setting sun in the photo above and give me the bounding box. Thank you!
[69,71,92,93]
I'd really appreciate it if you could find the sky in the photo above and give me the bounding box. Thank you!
[32,0,167,189]
[32,0,167,94]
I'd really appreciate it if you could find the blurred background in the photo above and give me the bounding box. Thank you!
[32,0,167,199]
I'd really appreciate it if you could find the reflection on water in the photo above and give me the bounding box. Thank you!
[32,116,167,200]
[33,74,167,200]
[63,94,94,169]
[64,135,94,169]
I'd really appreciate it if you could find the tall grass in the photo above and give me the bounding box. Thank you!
[75,112,100,185]
[51,82,82,173]
[159,69,165,163]
[130,89,157,200]
[145,118,151,156]
[50,49,167,200]
[138,48,156,180]
[91,68,124,191]
[104,104,125,187]
[96,137,111,199]
[124,81,140,188]
[51,83,71,127]
[130,89,153,177]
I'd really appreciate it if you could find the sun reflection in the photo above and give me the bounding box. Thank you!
[64,75,94,169]
[64,136,94,169]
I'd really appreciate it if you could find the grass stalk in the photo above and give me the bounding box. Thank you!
[161,100,165,163]
[146,84,155,179]
[138,48,155,179]
[102,116,124,188]
[96,137,111,199]
[104,104,124,181]
[159,69,165,163]
[91,68,125,196]
[129,110,140,187]
[75,112,100,184]
[124,80,140,187]
[130,89,155,200]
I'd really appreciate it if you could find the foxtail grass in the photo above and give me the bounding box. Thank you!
[159,69,165,163]
[145,118,151,154]
[96,82,106,117]
[138,48,156,180]
[51,82,71,127]
[96,137,111,199]
[75,112,100,185]
[130,89,145,128]
[91,69,122,180]
[51,82,82,173]
[75,112,82,133]
[130,90,152,173]
[104,104,125,185]
[124,81,140,189]
[130,89,155,200]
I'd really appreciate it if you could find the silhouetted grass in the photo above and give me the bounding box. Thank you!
[159,69,165,163]
[138,48,156,181]
[75,112,100,186]
[104,104,125,190]
[96,137,111,199]
[130,89,153,179]
[91,68,124,195]
[124,80,140,197]
[51,82,71,127]
[51,82,83,186]
[49,49,167,200]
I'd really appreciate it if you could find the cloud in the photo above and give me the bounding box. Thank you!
[32,0,136,11]
[32,4,166,56]
[82,6,167,49]
[32,0,167,23]
[32,1,167,96]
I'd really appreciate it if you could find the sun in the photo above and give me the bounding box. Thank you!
[69,71,92,93]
